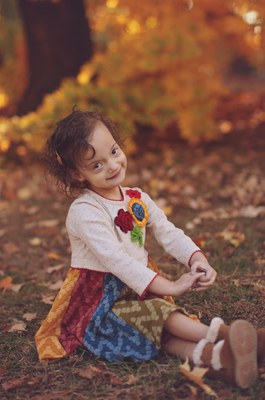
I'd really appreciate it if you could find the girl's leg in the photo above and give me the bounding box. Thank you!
[162,335,196,360]
[164,311,209,342]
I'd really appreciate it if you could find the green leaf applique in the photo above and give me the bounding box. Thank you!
[130,226,143,247]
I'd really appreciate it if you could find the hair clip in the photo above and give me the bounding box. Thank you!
[55,151,63,165]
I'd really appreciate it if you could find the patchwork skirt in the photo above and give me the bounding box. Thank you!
[35,258,198,362]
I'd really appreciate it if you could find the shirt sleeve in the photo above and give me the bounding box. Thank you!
[66,202,157,296]
[142,191,201,267]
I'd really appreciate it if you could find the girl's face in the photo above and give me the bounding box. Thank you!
[77,122,127,199]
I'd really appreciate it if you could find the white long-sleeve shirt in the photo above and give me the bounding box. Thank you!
[66,187,200,296]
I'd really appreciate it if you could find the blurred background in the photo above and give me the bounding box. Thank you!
[0,0,265,163]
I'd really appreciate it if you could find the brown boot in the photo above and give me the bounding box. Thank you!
[206,317,228,342]
[257,328,265,365]
[193,320,258,389]
[207,318,265,367]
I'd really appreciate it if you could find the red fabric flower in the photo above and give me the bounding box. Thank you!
[114,209,134,233]
[126,189,141,199]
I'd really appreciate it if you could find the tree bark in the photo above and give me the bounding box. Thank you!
[16,0,93,115]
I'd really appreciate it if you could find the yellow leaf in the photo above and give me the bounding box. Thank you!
[29,237,42,246]
[179,358,217,397]
[216,231,245,248]
[17,187,32,200]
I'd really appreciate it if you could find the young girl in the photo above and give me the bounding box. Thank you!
[35,109,264,389]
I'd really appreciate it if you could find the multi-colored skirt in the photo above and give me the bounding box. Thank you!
[35,258,198,362]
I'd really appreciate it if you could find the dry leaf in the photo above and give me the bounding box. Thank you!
[75,365,106,380]
[125,374,138,385]
[3,242,19,255]
[17,187,32,200]
[46,264,65,274]
[179,358,217,397]
[47,252,61,261]
[29,237,42,246]
[0,276,13,292]
[46,280,64,290]
[41,293,56,304]
[0,276,23,293]
[0,228,6,237]
[2,376,39,391]
[238,205,265,218]
[216,231,245,248]
[8,320,27,333]
[39,219,59,228]
[23,312,37,321]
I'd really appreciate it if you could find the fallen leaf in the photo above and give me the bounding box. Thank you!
[8,320,27,333]
[0,228,6,237]
[0,276,23,293]
[216,231,245,248]
[75,365,106,380]
[110,375,123,386]
[2,376,39,391]
[23,312,37,321]
[238,205,265,218]
[26,205,39,215]
[179,358,217,397]
[46,280,64,290]
[17,187,32,200]
[125,374,138,385]
[41,293,56,304]
[0,276,13,292]
[47,252,61,261]
[29,237,42,246]
[38,219,59,228]
[2,242,19,255]
[46,264,65,274]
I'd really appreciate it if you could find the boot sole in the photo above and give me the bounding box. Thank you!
[229,320,258,389]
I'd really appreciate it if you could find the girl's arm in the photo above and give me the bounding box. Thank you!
[147,271,205,297]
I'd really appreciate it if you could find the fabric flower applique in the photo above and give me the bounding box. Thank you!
[114,189,148,247]
[114,209,134,233]
[128,198,148,228]
[126,189,141,199]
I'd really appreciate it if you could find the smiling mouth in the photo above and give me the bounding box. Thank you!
[107,169,121,180]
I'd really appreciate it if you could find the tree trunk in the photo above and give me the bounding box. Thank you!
[16,0,93,115]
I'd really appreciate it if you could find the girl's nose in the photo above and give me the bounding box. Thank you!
[108,160,118,172]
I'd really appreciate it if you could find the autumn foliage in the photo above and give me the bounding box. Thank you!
[0,0,265,157]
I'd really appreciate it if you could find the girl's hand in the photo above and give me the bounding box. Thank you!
[190,261,217,291]
[173,271,206,296]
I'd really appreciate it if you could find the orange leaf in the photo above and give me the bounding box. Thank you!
[0,276,13,292]
[179,358,217,397]
[47,252,61,261]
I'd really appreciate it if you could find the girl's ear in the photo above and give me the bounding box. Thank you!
[71,170,85,182]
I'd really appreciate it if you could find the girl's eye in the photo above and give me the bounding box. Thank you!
[112,147,119,156]
[93,162,103,170]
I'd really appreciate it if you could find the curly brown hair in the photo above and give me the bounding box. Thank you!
[42,108,123,197]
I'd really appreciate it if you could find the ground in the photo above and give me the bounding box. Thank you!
[0,126,265,399]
